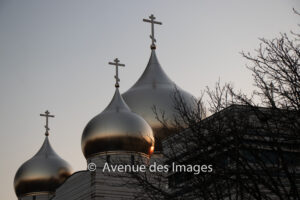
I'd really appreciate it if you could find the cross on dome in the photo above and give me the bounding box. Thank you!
[40,110,55,136]
[143,14,162,49]
[108,58,125,88]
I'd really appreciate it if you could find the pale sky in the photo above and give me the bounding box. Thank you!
[0,0,299,199]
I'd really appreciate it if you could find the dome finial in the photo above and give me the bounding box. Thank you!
[108,58,125,88]
[143,14,162,50]
[40,110,55,136]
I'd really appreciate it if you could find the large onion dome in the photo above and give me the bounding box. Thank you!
[122,49,196,151]
[81,88,155,159]
[14,136,73,198]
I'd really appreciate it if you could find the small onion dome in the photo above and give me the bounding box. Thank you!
[122,50,196,151]
[14,136,73,198]
[81,88,155,159]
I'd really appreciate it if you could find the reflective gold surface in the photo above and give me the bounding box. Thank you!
[81,88,155,158]
[122,50,196,150]
[14,137,73,197]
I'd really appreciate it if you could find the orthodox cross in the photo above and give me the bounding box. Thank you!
[108,58,125,88]
[143,14,162,49]
[40,110,55,136]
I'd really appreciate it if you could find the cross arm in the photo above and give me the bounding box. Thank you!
[143,19,162,25]
[40,114,55,117]
[108,62,125,67]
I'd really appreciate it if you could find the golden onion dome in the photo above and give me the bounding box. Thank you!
[14,136,73,198]
[81,88,155,159]
[122,50,196,151]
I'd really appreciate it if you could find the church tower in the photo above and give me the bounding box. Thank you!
[81,57,155,165]
[14,111,73,200]
[122,14,196,152]
[52,59,155,200]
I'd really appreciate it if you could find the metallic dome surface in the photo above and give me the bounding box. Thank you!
[14,136,73,197]
[122,50,196,150]
[81,88,155,159]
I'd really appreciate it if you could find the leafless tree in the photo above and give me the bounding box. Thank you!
[117,10,300,200]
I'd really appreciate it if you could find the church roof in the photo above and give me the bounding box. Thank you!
[122,48,196,151]
[130,50,174,88]
[14,135,73,197]
[122,14,196,152]
[81,59,155,159]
